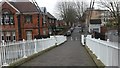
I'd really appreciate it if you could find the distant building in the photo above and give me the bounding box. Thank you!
[47,12,57,35]
[57,20,66,27]
[89,19,102,33]
[84,9,112,33]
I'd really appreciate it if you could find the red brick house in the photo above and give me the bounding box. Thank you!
[40,7,49,36]
[57,20,66,27]
[47,12,57,35]
[0,1,49,42]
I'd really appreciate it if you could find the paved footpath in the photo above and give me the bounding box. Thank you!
[17,28,97,67]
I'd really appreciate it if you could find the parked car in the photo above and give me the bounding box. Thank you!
[70,27,74,32]
[34,35,50,39]
[64,30,72,36]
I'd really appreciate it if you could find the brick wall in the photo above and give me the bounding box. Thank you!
[1,2,49,41]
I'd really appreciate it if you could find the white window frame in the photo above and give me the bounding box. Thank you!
[12,32,16,41]
[6,32,11,42]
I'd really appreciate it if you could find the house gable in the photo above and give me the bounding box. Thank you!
[47,12,56,20]
[2,1,20,13]
[10,2,38,13]
[2,1,39,14]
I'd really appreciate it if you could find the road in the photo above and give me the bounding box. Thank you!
[17,27,97,67]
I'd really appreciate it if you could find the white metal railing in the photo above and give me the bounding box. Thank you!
[0,35,67,67]
[83,35,119,66]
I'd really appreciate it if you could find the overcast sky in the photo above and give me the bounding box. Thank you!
[36,0,58,16]
[1,0,100,16]
[35,0,94,16]
[35,0,101,16]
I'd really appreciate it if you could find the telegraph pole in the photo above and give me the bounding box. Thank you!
[32,0,41,35]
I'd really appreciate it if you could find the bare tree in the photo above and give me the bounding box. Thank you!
[97,0,120,36]
[98,1,120,25]
[74,1,88,23]
[56,1,89,26]
[98,0,120,21]
[56,1,77,26]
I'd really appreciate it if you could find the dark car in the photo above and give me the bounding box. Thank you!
[64,30,72,36]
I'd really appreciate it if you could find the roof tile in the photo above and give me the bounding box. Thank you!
[10,2,38,13]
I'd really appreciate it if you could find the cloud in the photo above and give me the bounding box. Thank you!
[36,0,58,15]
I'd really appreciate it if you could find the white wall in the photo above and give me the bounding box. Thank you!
[89,24,101,33]
[86,36,118,66]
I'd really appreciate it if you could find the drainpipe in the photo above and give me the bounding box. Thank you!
[38,13,40,35]
[17,15,22,40]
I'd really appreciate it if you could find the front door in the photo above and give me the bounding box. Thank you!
[26,31,32,40]
[43,29,46,35]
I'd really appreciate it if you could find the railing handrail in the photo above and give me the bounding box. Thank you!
[86,37,119,49]
[85,35,118,66]
[0,35,67,67]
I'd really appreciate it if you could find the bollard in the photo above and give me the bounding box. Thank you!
[0,43,2,67]
[2,41,9,66]
[81,35,85,45]
[107,39,109,42]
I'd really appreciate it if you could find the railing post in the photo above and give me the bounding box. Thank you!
[23,39,27,58]
[2,41,9,66]
[97,38,100,60]
[0,41,2,67]
[107,39,109,42]
[106,45,109,66]
[34,39,38,53]
[55,36,57,46]
[107,38,110,65]
[92,38,96,54]
[41,39,44,50]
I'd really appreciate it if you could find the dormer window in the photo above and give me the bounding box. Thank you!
[4,14,9,24]
[2,11,14,25]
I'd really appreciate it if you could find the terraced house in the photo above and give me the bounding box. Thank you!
[0,0,50,42]
[47,12,57,35]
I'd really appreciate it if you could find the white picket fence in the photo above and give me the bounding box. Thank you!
[0,35,67,67]
[81,35,119,66]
